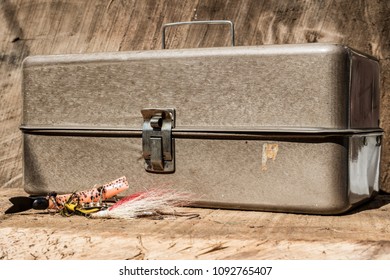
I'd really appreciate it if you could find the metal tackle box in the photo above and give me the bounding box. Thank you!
[21,21,383,214]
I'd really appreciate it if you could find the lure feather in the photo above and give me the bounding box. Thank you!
[90,188,191,219]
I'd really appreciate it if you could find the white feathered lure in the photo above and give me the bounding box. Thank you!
[90,188,193,219]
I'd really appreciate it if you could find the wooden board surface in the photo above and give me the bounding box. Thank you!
[1,0,390,260]
[1,188,390,260]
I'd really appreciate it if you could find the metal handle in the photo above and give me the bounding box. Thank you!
[161,20,235,49]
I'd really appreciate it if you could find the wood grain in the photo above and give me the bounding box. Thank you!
[1,0,389,192]
[0,188,390,259]
[0,1,389,259]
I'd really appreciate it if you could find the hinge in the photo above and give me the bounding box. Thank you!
[141,108,175,173]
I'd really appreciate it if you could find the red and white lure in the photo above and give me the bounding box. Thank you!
[6,176,196,219]
[91,188,192,219]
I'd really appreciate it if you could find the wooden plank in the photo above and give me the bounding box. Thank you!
[0,188,390,259]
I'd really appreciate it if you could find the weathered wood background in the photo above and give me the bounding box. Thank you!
[0,0,390,191]
[1,0,389,192]
[1,0,390,261]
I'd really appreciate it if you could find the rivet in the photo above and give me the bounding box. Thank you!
[150,115,163,129]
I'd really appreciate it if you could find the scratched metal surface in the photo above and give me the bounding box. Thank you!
[23,134,352,214]
[21,43,382,214]
[22,44,351,129]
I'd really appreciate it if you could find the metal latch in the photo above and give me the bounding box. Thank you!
[141,108,175,173]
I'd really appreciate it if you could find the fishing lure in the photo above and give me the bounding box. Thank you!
[5,176,129,214]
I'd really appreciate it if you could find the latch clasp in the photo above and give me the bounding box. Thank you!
[141,108,175,173]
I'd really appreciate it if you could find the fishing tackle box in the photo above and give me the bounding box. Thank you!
[21,21,383,214]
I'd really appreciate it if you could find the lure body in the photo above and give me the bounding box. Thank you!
[5,177,129,214]
[47,176,129,210]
